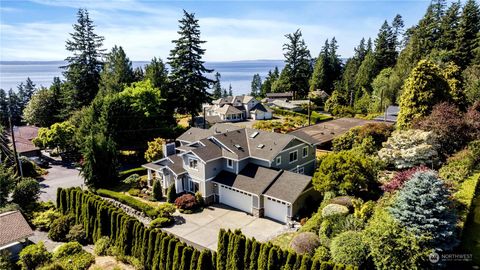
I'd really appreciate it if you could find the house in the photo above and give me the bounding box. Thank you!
[269,99,303,112]
[143,123,319,223]
[205,95,273,122]
[289,117,386,150]
[0,211,34,259]
[9,126,41,157]
[265,92,294,101]
[374,105,400,123]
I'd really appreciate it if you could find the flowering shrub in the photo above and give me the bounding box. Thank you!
[174,194,198,210]
[321,204,349,218]
[381,166,429,192]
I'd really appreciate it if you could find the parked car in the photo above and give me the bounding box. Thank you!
[28,156,49,168]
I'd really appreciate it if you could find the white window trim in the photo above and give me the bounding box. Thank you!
[188,158,199,171]
[298,167,305,174]
[227,159,234,168]
[302,146,308,158]
[276,156,282,166]
[289,150,298,164]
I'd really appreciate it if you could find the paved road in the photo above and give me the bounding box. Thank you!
[39,164,84,202]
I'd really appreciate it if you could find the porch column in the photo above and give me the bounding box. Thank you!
[147,169,153,187]
[175,176,183,193]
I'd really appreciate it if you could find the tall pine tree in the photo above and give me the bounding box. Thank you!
[455,0,480,68]
[145,57,169,93]
[168,10,214,126]
[212,72,223,99]
[250,74,262,97]
[99,45,134,94]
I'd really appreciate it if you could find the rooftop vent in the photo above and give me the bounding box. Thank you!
[250,131,259,138]
[234,144,242,149]
[257,144,265,149]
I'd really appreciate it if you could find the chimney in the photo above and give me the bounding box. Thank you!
[163,142,176,157]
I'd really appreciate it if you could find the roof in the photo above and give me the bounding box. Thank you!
[0,211,33,247]
[213,164,282,196]
[374,105,400,122]
[194,115,225,127]
[177,127,214,143]
[10,126,40,154]
[142,155,187,176]
[271,100,300,110]
[249,103,272,113]
[264,170,311,203]
[216,105,243,115]
[266,92,293,98]
[289,118,380,146]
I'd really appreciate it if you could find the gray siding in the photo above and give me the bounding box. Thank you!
[272,142,315,173]
[204,158,224,179]
[182,154,205,180]
[249,158,270,168]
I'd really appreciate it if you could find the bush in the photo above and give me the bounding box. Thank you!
[312,246,330,262]
[32,209,62,231]
[12,178,41,209]
[127,188,141,197]
[57,251,94,270]
[174,194,198,211]
[381,165,429,192]
[150,217,174,228]
[20,157,45,178]
[53,242,83,259]
[289,232,321,255]
[19,242,52,270]
[453,173,480,228]
[0,250,14,270]
[439,141,480,185]
[330,231,368,267]
[152,180,163,201]
[321,204,349,218]
[94,237,111,256]
[352,199,375,220]
[157,203,176,217]
[96,189,158,218]
[328,196,354,208]
[123,174,141,187]
[166,184,177,203]
[48,215,74,242]
[39,262,65,270]
[195,191,205,207]
[66,224,86,244]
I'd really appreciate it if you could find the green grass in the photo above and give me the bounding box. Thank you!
[118,167,146,179]
[270,232,297,250]
[96,188,158,218]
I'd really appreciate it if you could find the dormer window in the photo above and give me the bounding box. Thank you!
[227,159,233,168]
[189,158,198,170]
[289,150,298,163]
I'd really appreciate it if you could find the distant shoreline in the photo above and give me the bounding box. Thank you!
[0,59,284,65]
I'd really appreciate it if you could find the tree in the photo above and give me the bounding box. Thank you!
[61,8,105,115]
[330,231,368,267]
[144,57,169,93]
[391,14,405,51]
[397,59,451,128]
[196,249,213,270]
[23,87,58,127]
[389,171,457,250]
[33,121,76,153]
[0,164,16,207]
[80,133,118,188]
[152,180,163,201]
[99,45,134,94]
[455,0,480,68]
[19,242,52,270]
[144,138,165,162]
[212,72,223,99]
[0,89,8,126]
[8,89,22,125]
[228,84,233,96]
[374,21,396,70]
[12,178,40,209]
[309,41,330,93]
[463,64,480,103]
[312,149,380,199]
[250,74,262,97]
[167,183,177,203]
[280,29,311,98]
[168,10,214,126]
[261,67,279,96]
[438,2,461,53]
[354,51,377,94]
[370,68,395,112]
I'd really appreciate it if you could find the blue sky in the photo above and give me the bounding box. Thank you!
[0,0,435,61]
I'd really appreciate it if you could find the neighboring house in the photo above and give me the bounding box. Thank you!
[265,92,293,101]
[374,105,399,123]
[9,126,40,157]
[205,95,272,121]
[143,123,319,223]
[269,99,303,112]
[0,211,34,259]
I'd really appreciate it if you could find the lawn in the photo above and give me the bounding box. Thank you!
[460,193,480,265]
[270,232,297,250]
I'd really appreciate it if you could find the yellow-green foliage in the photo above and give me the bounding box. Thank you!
[453,172,480,228]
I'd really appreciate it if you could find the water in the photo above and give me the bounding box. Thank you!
[0,60,285,95]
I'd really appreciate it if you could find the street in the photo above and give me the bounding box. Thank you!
[39,164,84,202]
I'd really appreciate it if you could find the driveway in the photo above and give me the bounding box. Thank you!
[39,164,84,202]
[164,204,286,250]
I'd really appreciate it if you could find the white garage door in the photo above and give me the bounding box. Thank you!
[219,185,252,213]
[264,197,289,223]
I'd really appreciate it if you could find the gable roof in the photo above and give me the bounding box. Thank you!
[264,170,312,203]
[177,127,213,143]
[266,92,293,98]
[249,103,272,113]
[216,105,243,115]
[0,211,33,247]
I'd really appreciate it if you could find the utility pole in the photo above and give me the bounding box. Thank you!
[307,98,311,126]
[9,116,22,177]
[203,107,207,129]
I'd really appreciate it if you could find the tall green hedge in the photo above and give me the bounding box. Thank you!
[57,188,355,270]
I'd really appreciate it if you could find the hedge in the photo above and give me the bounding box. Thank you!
[119,167,146,179]
[271,107,332,124]
[96,189,158,218]
[453,172,480,235]
[57,188,354,270]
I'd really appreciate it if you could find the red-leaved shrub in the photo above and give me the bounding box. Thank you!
[174,194,198,210]
[381,166,430,192]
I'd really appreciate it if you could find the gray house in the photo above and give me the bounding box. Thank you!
[143,123,318,223]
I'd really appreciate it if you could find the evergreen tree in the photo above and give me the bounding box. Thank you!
[80,133,118,188]
[439,2,461,52]
[366,38,373,52]
[391,14,405,51]
[0,89,9,126]
[152,180,163,201]
[99,45,134,94]
[280,29,311,98]
[267,246,280,270]
[18,77,36,110]
[196,250,213,270]
[354,51,378,93]
[397,59,451,128]
[310,40,330,93]
[328,37,343,85]
[228,84,233,96]
[261,67,279,96]
[50,77,63,123]
[145,57,169,93]
[189,249,200,270]
[389,171,457,250]
[216,229,228,270]
[133,67,144,82]
[168,10,214,126]
[375,21,396,70]
[62,8,105,115]
[179,247,193,270]
[232,234,245,270]
[250,74,262,97]
[455,0,480,68]
[249,240,260,270]
[167,183,177,203]
[212,72,223,99]
[354,38,367,62]
[172,242,184,270]
[8,89,22,125]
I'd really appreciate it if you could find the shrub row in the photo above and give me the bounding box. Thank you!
[96,188,158,218]
[271,107,332,124]
[453,172,480,235]
[216,229,357,270]
[56,187,215,270]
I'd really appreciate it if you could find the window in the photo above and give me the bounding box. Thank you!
[227,159,233,168]
[276,156,282,165]
[298,167,305,174]
[289,151,298,163]
[302,146,308,158]
[189,158,198,170]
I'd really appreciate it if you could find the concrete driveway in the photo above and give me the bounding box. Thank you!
[39,164,84,202]
[163,204,285,250]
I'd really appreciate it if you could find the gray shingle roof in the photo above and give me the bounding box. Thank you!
[216,105,243,115]
[177,127,214,143]
[249,103,272,113]
[213,164,281,195]
[0,211,33,246]
[142,155,186,176]
[264,170,312,203]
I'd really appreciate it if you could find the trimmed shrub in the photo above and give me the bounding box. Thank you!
[167,184,177,203]
[321,204,349,218]
[152,180,163,201]
[12,178,41,209]
[127,188,140,197]
[123,173,141,187]
[330,231,368,267]
[328,197,354,209]
[53,242,83,259]
[195,191,205,207]
[150,217,174,228]
[66,224,86,244]
[96,189,158,218]
[32,209,61,231]
[289,232,321,255]
[312,246,330,263]
[94,236,110,256]
[175,194,198,211]
[48,215,74,242]
[19,242,52,270]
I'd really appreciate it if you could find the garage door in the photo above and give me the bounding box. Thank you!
[219,185,252,213]
[264,197,289,223]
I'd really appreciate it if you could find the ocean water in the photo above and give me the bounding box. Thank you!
[0,60,285,95]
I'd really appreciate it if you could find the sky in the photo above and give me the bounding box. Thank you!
[0,0,436,62]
